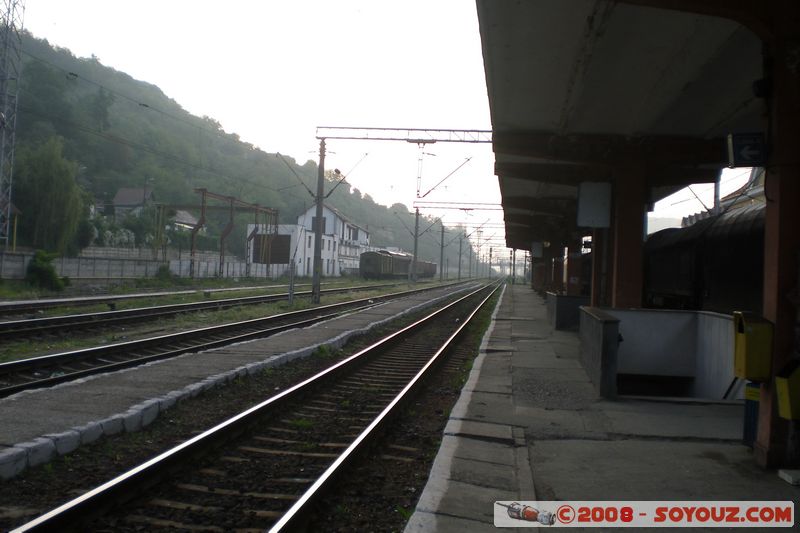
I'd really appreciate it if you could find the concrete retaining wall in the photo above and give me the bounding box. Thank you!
[0,252,296,281]
[579,307,741,400]
[609,309,696,377]
[694,312,737,399]
[579,307,620,398]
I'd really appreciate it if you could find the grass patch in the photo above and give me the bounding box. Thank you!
[0,286,402,363]
[286,418,314,430]
[396,506,414,521]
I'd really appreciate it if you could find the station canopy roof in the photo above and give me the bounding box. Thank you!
[476,0,764,249]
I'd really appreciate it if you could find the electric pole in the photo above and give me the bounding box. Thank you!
[458,235,462,280]
[312,139,325,304]
[314,128,488,284]
[439,223,444,282]
[511,249,516,284]
[476,230,482,278]
[410,141,435,283]
[411,206,420,282]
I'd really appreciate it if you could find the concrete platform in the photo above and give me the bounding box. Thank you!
[0,284,472,479]
[405,284,800,532]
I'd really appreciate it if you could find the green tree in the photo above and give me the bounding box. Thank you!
[83,87,115,131]
[14,137,85,253]
[18,61,75,142]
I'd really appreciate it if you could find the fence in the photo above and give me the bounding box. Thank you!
[0,251,297,282]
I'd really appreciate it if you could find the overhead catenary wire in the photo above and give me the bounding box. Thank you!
[276,152,315,198]
[21,47,507,253]
[420,157,472,198]
[17,102,310,205]
[668,170,753,207]
[21,48,237,143]
[686,185,711,212]
[325,152,368,198]
[19,46,321,207]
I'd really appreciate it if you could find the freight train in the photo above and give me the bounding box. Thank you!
[644,201,764,314]
[359,250,437,279]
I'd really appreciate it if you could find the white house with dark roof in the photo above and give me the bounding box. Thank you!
[246,204,372,277]
[296,204,370,275]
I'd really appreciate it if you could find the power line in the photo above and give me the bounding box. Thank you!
[20,48,234,143]
[276,152,315,198]
[18,103,308,204]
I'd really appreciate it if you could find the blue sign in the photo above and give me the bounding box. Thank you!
[727,133,766,168]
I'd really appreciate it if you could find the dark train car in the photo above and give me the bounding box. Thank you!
[644,202,764,314]
[360,250,437,279]
[419,260,437,278]
[360,250,395,278]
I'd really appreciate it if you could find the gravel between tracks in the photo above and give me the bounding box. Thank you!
[0,291,496,532]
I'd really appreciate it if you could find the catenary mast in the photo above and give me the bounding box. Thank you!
[0,0,23,250]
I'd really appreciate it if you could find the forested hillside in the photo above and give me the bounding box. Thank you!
[13,32,468,269]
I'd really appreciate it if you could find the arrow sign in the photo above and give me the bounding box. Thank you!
[727,133,766,168]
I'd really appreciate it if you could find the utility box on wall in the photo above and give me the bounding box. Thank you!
[733,311,772,382]
[577,182,611,228]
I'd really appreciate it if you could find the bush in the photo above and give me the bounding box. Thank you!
[25,250,68,292]
[155,264,173,281]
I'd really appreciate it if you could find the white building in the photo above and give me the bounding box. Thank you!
[246,204,370,278]
[296,204,370,275]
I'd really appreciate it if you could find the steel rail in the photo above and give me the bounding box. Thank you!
[0,282,467,398]
[11,282,499,533]
[271,281,502,531]
[0,283,311,316]
[0,282,403,339]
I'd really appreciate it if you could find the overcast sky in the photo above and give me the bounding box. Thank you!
[24,0,509,245]
[23,0,747,245]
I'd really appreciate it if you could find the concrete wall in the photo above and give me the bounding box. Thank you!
[694,312,739,399]
[0,252,170,280]
[580,307,741,400]
[79,246,219,262]
[579,307,620,398]
[169,260,284,279]
[0,252,284,281]
[608,309,695,377]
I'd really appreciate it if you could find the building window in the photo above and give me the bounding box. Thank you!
[308,235,312,248]
[333,242,336,252]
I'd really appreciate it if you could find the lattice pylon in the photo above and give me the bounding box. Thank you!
[0,0,23,248]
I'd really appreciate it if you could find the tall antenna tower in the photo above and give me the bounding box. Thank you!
[0,0,23,249]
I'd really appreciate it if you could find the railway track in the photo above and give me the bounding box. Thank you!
[0,282,403,340]
[12,282,501,532]
[0,283,311,317]
[0,283,464,399]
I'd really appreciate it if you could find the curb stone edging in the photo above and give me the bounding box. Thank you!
[0,283,479,479]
